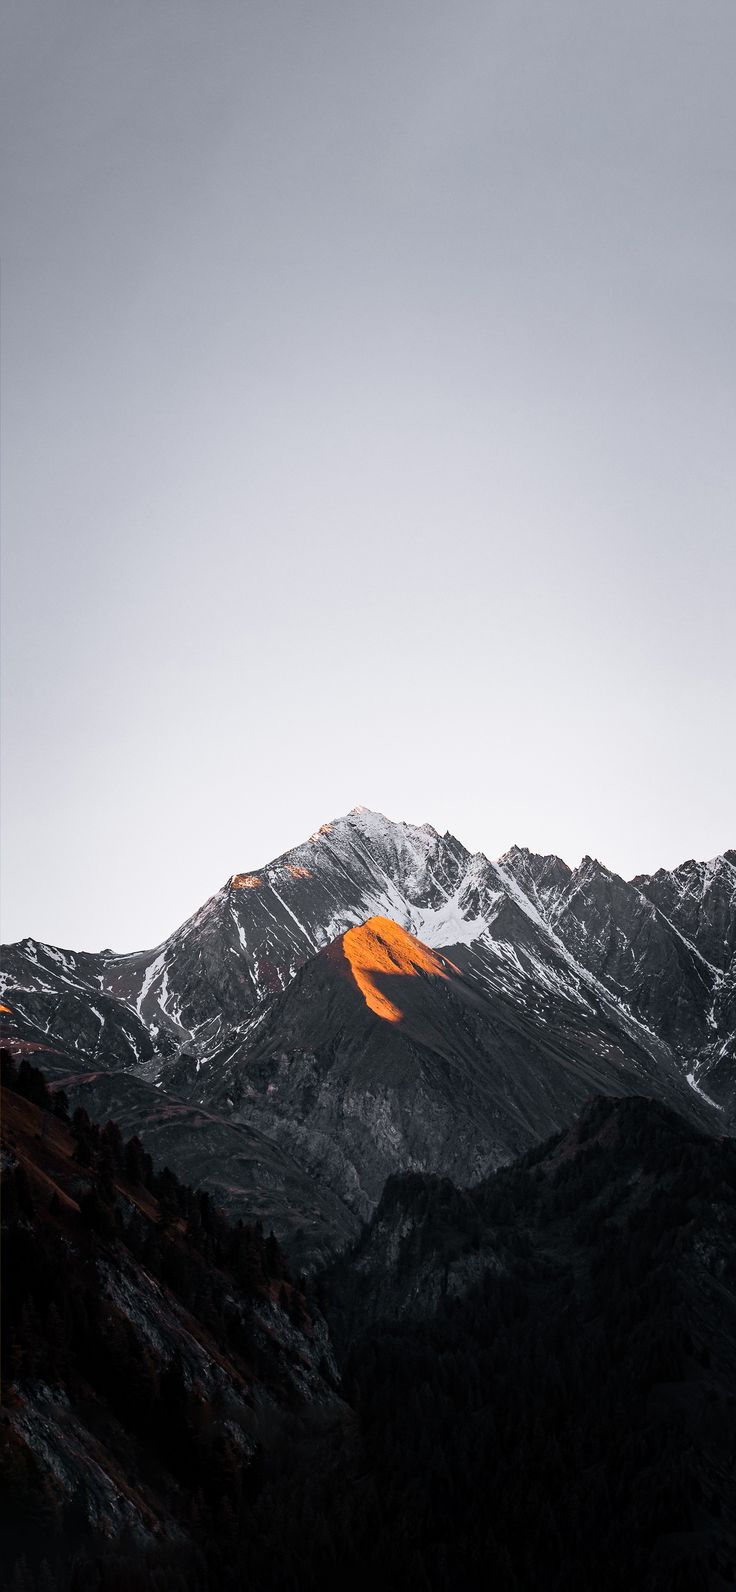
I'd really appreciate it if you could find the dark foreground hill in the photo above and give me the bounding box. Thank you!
[311,1093,736,1592]
[0,1054,343,1592]
[3,1057,736,1592]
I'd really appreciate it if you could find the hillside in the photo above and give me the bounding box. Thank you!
[4,1056,736,1590]
[302,1095,736,1591]
[0,1054,344,1591]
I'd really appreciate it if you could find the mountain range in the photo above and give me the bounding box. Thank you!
[3,808,736,1590]
[2,807,735,1262]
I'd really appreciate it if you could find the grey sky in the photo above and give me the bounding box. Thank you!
[1,0,734,952]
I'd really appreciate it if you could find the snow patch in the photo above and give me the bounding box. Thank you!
[136,952,166,1018]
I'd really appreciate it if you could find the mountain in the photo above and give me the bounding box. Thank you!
[3,810,484,1061]
[194,915,712,1225]
[636,852,736,1117]
[636,851,736,970]
[5,811,733,1080]
[300,1094,736,1591]
[0,937,172,1074]
[501,847,727,1051]
[2,809,734,1259]
[5,1057,736,1591]
[326,1089,736,1335]
[33,1066,361,1265]
[0,1055,343,1592]
[502,844,736,1107]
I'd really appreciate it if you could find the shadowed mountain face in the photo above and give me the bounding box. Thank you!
[303,1095,736,1591]
[178,916,712,1228]
[31,1067,361,1267]
[1,810,734,1258]
[0,1059,344,1589]
[326,1091,736,1331]
[5,1061,736,1592]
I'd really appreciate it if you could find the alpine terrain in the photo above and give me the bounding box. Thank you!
[2,808,734,1261]
[2,808,736,1591]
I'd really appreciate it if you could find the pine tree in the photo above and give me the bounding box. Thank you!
[123,1135,147,1185]
[74,1136,93,1168]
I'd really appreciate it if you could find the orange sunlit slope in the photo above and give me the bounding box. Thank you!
[342,916,457,1023]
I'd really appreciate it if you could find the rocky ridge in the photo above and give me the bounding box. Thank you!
[1,810,734,1260]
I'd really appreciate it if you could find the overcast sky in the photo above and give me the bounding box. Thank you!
[1,0,734,952]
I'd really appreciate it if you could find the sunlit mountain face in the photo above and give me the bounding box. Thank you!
[340,916,459,1021]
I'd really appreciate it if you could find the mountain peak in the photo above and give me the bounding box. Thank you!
[498,845,573,923]
[322,807,444,842]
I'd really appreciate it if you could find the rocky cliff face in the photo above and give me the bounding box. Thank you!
[504,852,717,1050]
[501,841,736,1112]
[0,938,171,1075]
[636,851,736,970]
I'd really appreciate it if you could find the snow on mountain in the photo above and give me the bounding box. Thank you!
[635,850,736,972]
[2,808,734,1132]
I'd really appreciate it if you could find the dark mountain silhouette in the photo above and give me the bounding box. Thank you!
[0,1051,343,1591]
[4,1055,736,1591]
